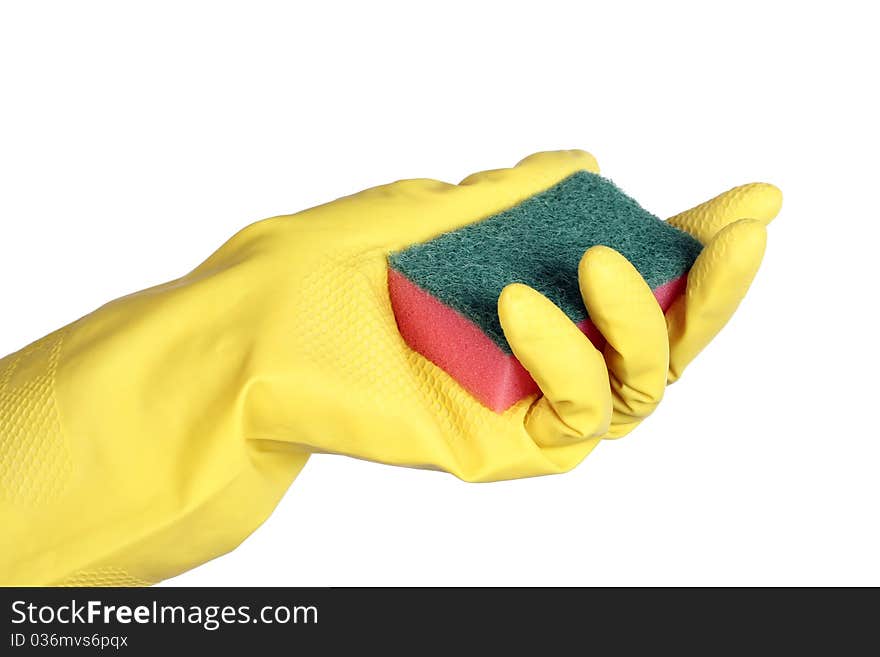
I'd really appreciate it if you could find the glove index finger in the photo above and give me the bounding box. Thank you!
[667,182,782,244]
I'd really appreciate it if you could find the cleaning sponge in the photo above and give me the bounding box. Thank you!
[388,171,702,412]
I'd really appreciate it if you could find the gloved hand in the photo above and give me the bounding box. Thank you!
[0,150,780,585]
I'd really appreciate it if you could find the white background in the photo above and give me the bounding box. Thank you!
[1,1,877,586]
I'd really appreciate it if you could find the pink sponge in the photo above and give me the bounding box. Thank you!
[389,269,687,412]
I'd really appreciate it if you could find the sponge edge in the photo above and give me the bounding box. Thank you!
[389,268,687,412]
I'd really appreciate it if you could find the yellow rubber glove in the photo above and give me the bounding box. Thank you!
[0,151,780,586]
